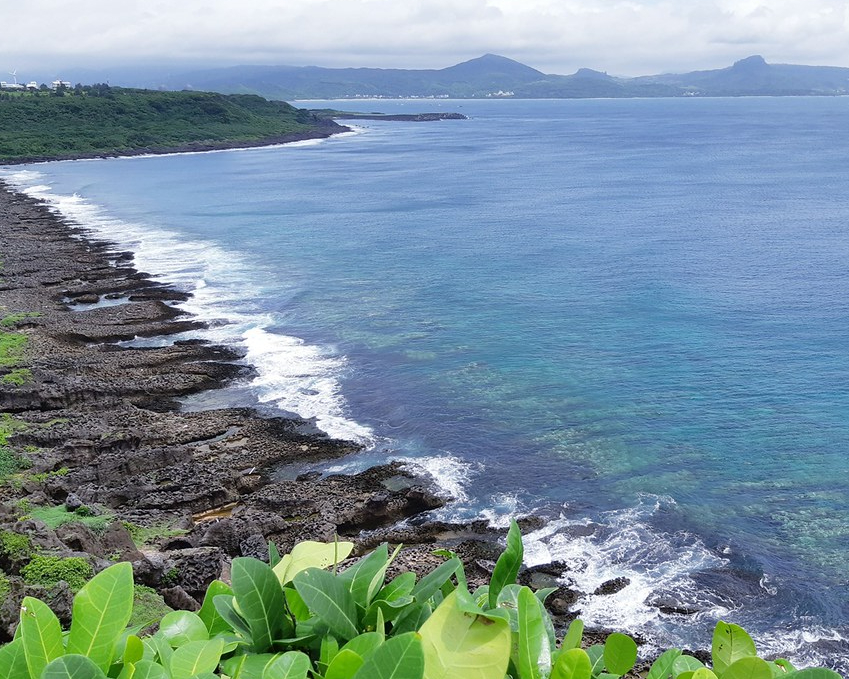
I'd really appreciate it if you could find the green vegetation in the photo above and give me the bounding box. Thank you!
[130,584,174,629]
[1,367,31,386]
[123,520,188,548]
[0,529,32,560]
[0,414,28,481]
[0,85,329,162]
[20,554,92,590]
[0,312,40,328]
[0,571,9,599]
[0,525,841,679]
[28,504,114,533]
[0,330,27,367]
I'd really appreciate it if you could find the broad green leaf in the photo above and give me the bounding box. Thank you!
[169,638,224,679]
[221,652,281,678]
[157,611,209,648]
[378,572,417,602]
[326,648,365,679]
[563,619,584,651]
[150,636,173,671]
[692,669,719,679]
[0,638,29,679]
[293,568,360,641]
[551,648,593,679]
[347,544,391,609]
[340,631,383,659]
[363,596,416,628]
[603,633,637,676]
[263,650,311,679]
[284,587,311,622]
[320,634,340,671]
[213,595,252,639]
[269,542,282,568]
[232,558,289,652]
[488,520,523,609]
[198,580,234,636]
[420,590,511,679]
[66,562,134,673]
[352,631,423,679]
[516,587,548,679]
[20,596,64,679]
[586,645,605,676]
[131,660,169,679]
[647,648,683,679]
[722,657,773,679]
[41,654,109,679]
[773,660,797,674]
[274,540,355,585]
[412,557,461,605]
[392,603,432,635]
[673,655,706,676]
[677,672,695,679]
[123,635,145,666]
[712,622,757,676]
[786,670,844,679]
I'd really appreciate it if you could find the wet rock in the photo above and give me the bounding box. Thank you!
[547,586,580,615]
[649,595,701,616]
[593,576,631,596]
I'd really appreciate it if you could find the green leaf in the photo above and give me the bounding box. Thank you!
[213,595,252,639]
[722,657,776,679]
[673,655,706,676]
[132,660,170,679]
[603,633,637,675]
[773,660,797,674]
[551,648,593,679]
[712,622,757,676]
[284,587,310,622]
[785,669,845,679]
[420,590,511,679]
[157,611,209,648]
[0,638,29,679]
[363,596,416,628]
[269,542,282,568]
[231,557,288,652]
[392,603,432,635]
[123,635,145,666]
[412,557,461,605]
[149,636,173,671]
[41,654,109,679]
[516,587,549,679]
[488,520,523,609]
[320,634,340,671]
[326,648,365,679]
[351,631,423,679]
[692,669,719,679]
[347,544,391,609]
[263,650,311,679]
[169,638,224,679]
[378,572,417,602]
[341,632,384,658]
[66,562,134,673]
[221,652,281,678]
[586,645,605,676]
[647,648,683,679]
[563,619,584,651]
[19,596,64,679]
[274,540,355,585]
[198,580,234,636]
[293,568,360,641]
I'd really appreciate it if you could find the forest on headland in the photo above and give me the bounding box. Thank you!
[0,85,342,163]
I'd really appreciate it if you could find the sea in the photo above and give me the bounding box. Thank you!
[3,97,849,671]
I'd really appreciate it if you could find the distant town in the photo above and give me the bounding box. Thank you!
[1,71,71,91]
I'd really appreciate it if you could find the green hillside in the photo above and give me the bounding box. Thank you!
[0,85,342,163]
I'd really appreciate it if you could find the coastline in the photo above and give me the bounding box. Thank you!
[0,180,579,640]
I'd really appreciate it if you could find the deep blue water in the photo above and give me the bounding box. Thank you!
[5,97,849,668]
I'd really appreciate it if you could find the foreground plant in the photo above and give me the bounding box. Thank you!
[0,523,842,679]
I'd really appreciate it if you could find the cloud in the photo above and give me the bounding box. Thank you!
[2,0,848,76]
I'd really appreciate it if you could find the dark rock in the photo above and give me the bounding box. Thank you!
[162,547,225,599]
[55,523,104,557]
[649,595,701,616]
[593,576,631,596]
[239,534,269,560]
[547,586,580,615]
[160,586,200,612]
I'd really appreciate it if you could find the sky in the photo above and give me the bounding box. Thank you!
[2,0,849,79]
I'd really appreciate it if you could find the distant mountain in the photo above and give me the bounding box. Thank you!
[634,55,849,96]
[42,54,849,100]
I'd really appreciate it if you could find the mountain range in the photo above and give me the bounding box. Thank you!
[40,54,849,100]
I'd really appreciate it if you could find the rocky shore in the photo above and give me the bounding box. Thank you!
[0,178,660,656]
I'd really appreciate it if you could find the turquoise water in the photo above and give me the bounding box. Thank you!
[5,97,849,668]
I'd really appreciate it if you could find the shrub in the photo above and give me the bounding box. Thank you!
[21,554,92,590]
[0,529,31,559]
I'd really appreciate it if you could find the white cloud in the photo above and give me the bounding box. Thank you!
[2,0,848,76]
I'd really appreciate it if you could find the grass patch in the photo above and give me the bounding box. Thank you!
[21,555,92,591]
[28,504,114,534]
[130,584,174,628]
[0,414,29,481]
[123,521,188,548]
[0,312,40,328]
[0,571,9,599]
[1,368,32,386]
[0,330,27,367]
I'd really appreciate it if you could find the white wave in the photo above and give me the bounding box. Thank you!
[1,168,373,444]
[398,454,479,503]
